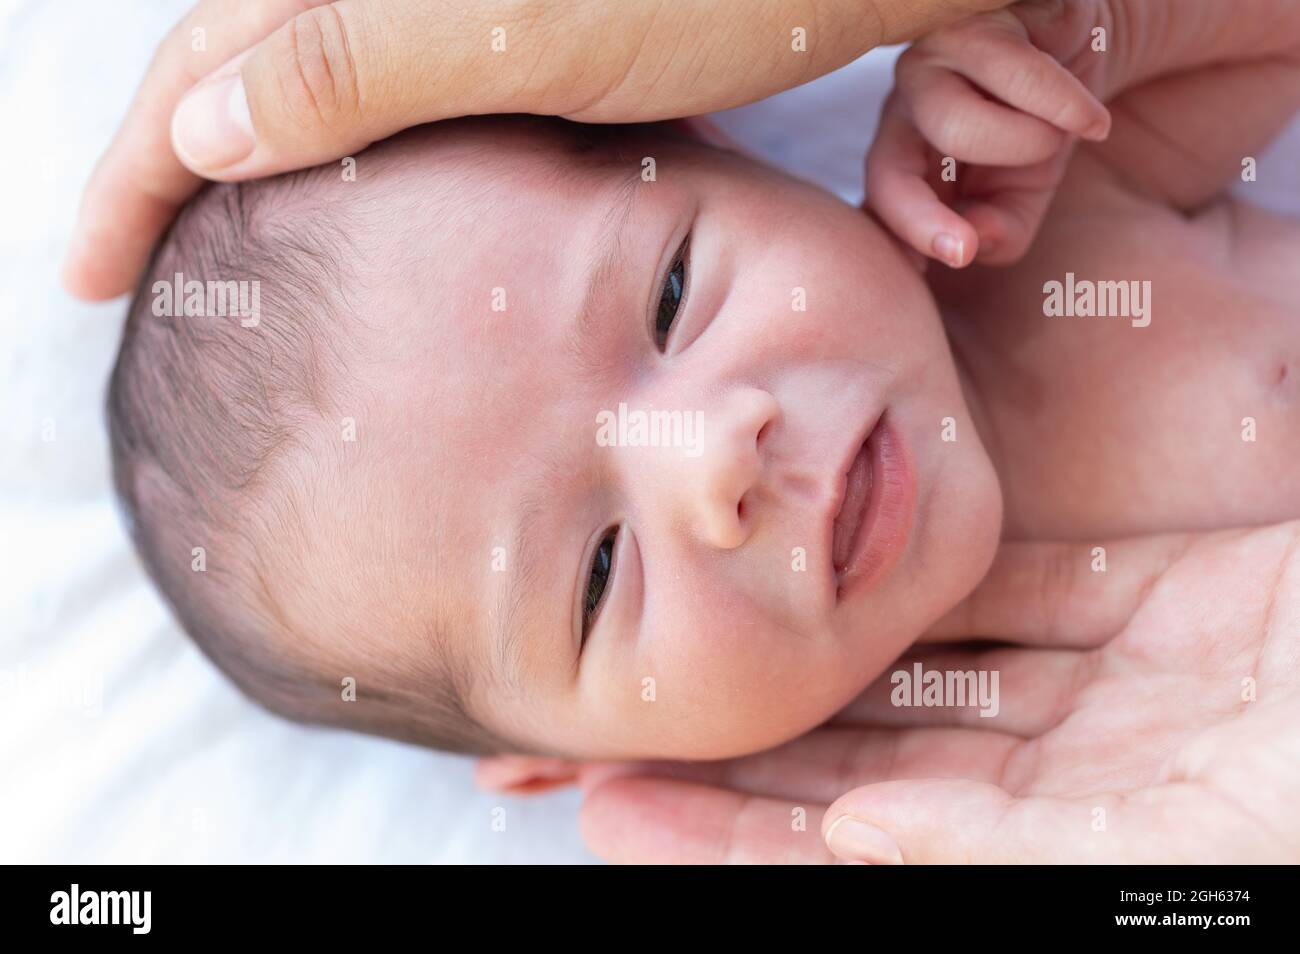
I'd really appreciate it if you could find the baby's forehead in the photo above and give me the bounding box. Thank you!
[356,117,644,198]
[346,130,634,291]
[354,137,670,351]
[351,116,715,230]
[349,117,737,443]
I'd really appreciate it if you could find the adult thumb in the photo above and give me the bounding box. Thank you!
[169,0,548,179]
[821,778,1150,864]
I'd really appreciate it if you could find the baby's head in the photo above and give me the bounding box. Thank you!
[109,115,1001,760]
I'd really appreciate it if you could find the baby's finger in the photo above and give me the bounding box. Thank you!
[962,194,1053,265]
[905,146,1073,267]
[918,17,1110,141]
[898,60,1070,166]
[955,150,1074,263]
[865,97,978,268]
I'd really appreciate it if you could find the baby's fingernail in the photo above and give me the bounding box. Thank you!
[1083,114,1111,141]
[825,815,904,864]
[171,72,254,172]
[932,232,965,268]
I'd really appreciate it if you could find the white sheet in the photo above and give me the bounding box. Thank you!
[3,0,1296,864]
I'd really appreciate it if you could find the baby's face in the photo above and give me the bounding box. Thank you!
[350,122,1001,759]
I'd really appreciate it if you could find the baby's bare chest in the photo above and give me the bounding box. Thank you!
[945,197,1300,539]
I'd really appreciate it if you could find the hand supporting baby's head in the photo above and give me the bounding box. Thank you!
[109,115,1001,761]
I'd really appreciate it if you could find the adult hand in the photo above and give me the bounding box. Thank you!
[63,0,1014,301]
[577,523,1300,863]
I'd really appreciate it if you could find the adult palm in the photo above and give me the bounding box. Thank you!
[578,523,1300,863]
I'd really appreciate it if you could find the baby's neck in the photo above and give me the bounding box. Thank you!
[948,329,1006,502]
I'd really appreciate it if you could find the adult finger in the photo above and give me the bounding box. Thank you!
[822,779,1123,863]
[67,0,1010,301]
[169,0,937,182]
[923,532,1197,646]
[578,725,1023,805]
[580,777,836,864]
[830,645,1098,737]
[63,0,328,300]
[822,778,1280,863]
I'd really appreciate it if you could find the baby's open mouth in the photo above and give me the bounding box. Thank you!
[831,413,917,600]
[831,436,873,574]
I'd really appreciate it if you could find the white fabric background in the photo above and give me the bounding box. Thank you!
[2,0,1295,863]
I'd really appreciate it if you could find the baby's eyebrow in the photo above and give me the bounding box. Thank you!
[567,173,641,377]
[490,453,566,692]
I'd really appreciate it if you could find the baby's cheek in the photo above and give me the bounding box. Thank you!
[623,594,833,758]
[649,586,763,676]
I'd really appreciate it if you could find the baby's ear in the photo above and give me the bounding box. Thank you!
[473,755,581,796]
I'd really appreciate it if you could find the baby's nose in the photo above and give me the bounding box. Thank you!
[682,387,779,550]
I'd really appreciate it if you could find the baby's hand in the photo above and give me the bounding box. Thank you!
[865,2,1112,268]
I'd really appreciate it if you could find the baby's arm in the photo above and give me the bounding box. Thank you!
[864,0,1300,266]
[1092,0,1300,210]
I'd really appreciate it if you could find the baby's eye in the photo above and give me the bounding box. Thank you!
[582,527,619,637]
[654,237,689,351]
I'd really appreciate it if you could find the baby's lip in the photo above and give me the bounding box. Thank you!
[823,409,916,603]
[822,410,883,584]
[831,432,874,574]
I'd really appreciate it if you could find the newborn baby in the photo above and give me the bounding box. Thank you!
[108,0,1300,764]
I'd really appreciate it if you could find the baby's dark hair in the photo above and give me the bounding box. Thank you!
[108,116,667,755]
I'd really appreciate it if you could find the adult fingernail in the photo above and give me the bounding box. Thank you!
[825,815,904,864]
[171,72,254,172]
[932,232,965,268]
